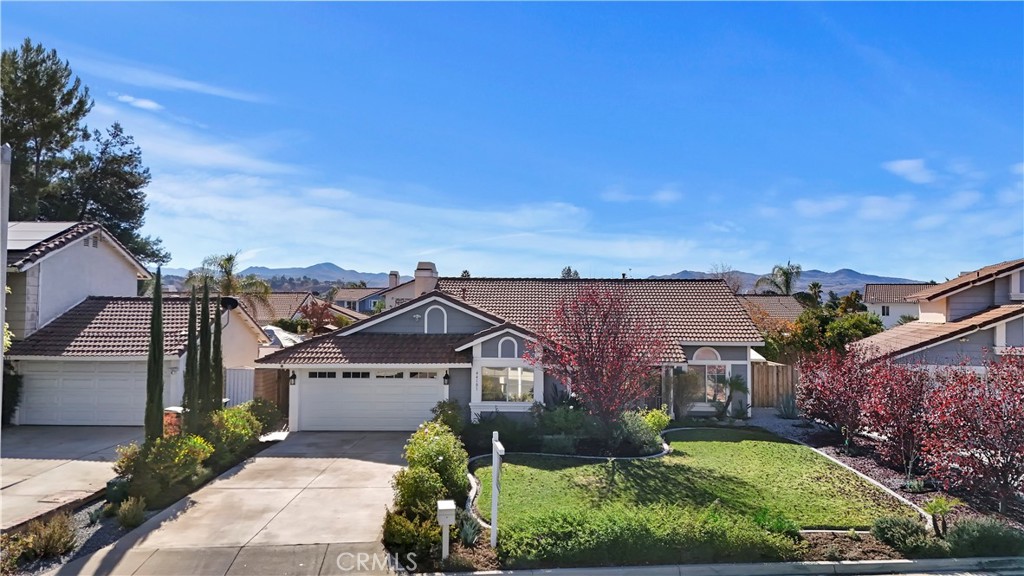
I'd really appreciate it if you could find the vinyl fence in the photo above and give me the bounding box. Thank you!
[750,362,798,408]
[225,367,255,407]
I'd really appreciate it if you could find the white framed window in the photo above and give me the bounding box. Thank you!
[341,371,370,378]
[375,370,405,379]
[424,305,448,334]
[688,347,727,403]
[498,336,518,358]
[309,371,337,379]
[481,366,535,402]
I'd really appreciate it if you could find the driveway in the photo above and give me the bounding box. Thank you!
[56,431,406,575]
[1,426,143,530]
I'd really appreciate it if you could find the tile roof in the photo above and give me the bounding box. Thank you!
[332,287,384,302]
[241,292,369,326]
[436,277,763,363]
[736,295,806,323]
[6,221,150,276]
[257,333,472,365]
[851,304,1024,361]
[7,297,234,358]
[863,283,933,304]
[907,259,1024,302]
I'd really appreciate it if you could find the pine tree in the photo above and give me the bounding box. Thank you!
[144,267,164,444]
[211,299,224,410]
[197,280,212,420]
[182,286,199,433]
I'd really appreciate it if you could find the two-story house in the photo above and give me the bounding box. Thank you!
[863,283,929,329]
[853,258,1024,366]
[6,221,269,426]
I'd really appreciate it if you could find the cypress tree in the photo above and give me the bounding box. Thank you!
[212,299,224,410]
[182,286,199,432]
[198,280,212,420]
[144,267,164,444]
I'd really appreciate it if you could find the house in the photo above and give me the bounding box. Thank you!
[7,296,269,425]
[332,286,386,314]
[736,294,806,325]
[853,258,1024,367]
[378,264,433,309]
[243,291,367,327]
[257,264,764,432]
[6,222,151,341]
[863,283,930,328]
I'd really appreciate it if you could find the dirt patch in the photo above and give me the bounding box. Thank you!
[801,532,902,561]
[443,539,500,572]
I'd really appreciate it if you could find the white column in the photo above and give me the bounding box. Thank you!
[288,370,301,431]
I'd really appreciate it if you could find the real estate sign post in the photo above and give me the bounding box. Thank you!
[491,430,505,548]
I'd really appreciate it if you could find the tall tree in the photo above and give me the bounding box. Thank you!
[560,266,581,279]
[708,262,744,293]
[807,281,823,306]
[1,38,91,220]
[187,252,271,311]
[211,300,224,411]
[144,267,164,444]
[755,261,802,295]
[182,286,199,432]
[198,280,213,419]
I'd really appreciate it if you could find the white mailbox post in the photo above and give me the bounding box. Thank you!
[437,499,456,560]
[491,431,505,548]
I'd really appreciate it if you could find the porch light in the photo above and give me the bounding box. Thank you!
[289,371,297,386]
[443,371,450,386]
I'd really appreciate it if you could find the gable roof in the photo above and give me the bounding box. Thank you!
[736,295,806,323]
[7,296,268,359]
[864,283,933,304]
[241,292,368,326]
[851,304,1024,362]
[339,289,505,336]
[332,287,384,302]
[436,277,763,363]
[6,221,150,277]
[257,333,471,365]
[907,258,1024,302]
[454,322,538,352]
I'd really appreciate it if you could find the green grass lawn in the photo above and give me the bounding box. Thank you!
[476,427,913,530]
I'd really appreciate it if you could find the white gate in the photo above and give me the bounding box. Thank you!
[225,367,255,407]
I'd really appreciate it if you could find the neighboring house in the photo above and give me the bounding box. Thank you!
[379,264,435,309]
[863,283,929,328]
[736,294,806,325]
[257,264,763,432]
[7,296,269,425]
[333,286,386,314]
[243,291,367,327]
[853,258,1024,367]
[6,222,151,341]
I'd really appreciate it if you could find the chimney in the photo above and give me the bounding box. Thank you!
[389,270,399,288]
[414,261,438,296]
[621,273,627,280]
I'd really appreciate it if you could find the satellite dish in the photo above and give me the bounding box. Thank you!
[220,296,240,311]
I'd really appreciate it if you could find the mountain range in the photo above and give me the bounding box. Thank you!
[652,268,925,295]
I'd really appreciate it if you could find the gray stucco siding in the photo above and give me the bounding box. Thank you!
[994,277,1012,305]
[947,284,994,321]
[1006,318,1024,347]
[360,301,493,334]
[898,327,995,365]
[480,333,528,358]
[448,368,472,420]
[682,345,749,362]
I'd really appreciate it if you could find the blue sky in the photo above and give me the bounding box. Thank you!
[4,2,1022,281]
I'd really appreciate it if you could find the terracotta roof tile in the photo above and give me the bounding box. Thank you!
[241,292,369,326]
[332,287,384,301]
[258,333,471,365]
[8,297,225,358]
[863,283,933,304]
[907,259,1024,302]
[736,295,806,323]
[851,304,1024,361]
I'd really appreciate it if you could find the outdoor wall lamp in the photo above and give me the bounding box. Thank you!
[412,313,422,321]
[443,370,450,386]
[289,371,297,386]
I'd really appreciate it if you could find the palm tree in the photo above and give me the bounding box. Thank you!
[755,261,802,295]
[186,252,271,310]
[807,281,823,306]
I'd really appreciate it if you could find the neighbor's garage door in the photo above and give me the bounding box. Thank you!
[17,361,147,426]
[299,376,444,431]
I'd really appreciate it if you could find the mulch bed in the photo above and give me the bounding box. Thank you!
[443,539,500,572]
[801,532,901,561]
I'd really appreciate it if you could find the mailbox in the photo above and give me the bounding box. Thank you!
[437,499,457,560]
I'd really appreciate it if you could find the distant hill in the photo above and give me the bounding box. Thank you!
[238,262,410,287]
[652,268,925,296]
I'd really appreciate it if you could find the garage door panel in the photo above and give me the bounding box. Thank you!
[299,377,442,431]
[18,362,147,426]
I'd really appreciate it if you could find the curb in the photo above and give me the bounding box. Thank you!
[436,556,1024,576]
[2,487,107,535]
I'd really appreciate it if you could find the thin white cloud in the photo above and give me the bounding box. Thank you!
[651,187,682,204]
[913,214,947,230]
[858,195,914,221]
[77,56,264,103]
[1013,163,1024,176]
[110,92,163,111]
[599,186,634,203]
[600,185,682,204]
[793,197,848,218]
[882,158,935,184]
[945,190,981,211]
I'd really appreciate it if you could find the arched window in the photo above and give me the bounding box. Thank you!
[692,347,720,361]
[424,305,447,334]
[498,336,518,358]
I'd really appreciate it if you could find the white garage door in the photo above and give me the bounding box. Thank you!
[18,361,147,426]
[299,376,444,431]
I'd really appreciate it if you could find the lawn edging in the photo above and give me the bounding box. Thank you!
[436,555,1024,576]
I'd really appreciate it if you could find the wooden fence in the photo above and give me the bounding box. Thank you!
[750,362,799,408]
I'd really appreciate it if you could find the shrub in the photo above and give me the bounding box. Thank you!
[776,393,799,419]
[463,412,540,454]
[537,405,586,436]
[404,421,470,503]
[861,357,930,479]
[1,533,26,576]
[871,516,928,552]
[947,518,1024,557]
[207,405,261,468]
[1,373,23,426]
[430,399,464,435]
[498,503,799,569]
[752,508,800,540]
[456,510,481,547]
[797,348,869,446]
[614,410,663,456]
[639,405,671,432]
[113,442,142,478]
[540,434,576,455]
[117,496,147,529]
[382,509,441,570]
[242,398,282,435]
[921,496,961,537]
[23,512,75,559]
[902,534,950,558]
[146,434,214,485]
[393,467,446,520]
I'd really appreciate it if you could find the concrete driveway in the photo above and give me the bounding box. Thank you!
[56,431,406,575]
[1,426,143,530]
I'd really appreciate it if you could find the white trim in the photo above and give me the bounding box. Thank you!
[454,327,536,352]
[916,264,1024,302]
[424,305,448,334]
[995,323,1007,348]
[680,340,765,347]
[497,336,518,359]
[260,362,472,369]
[1011,271,1023,301]
[9,355,149,361]
[17,229,151,278]
[342,294,500,335]
[892,310,1024,360]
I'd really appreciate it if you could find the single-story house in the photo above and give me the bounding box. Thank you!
[863,283,930,329]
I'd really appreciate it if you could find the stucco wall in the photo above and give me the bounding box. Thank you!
[681,345,749,362]
[1006,318,1024,347]
[361,301,492,335]
[867,302,920,329]
[898,327,995,365]
[384,284,417,309]
[6,270,31,339]
[38,234,140,328]
[480,333,527,358]
[221,309,263,367]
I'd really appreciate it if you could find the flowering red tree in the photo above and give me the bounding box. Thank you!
[525,286,667,425]
[796,347,870,447]
[921,351,1024,513]
[861,356,930,479]
[296,298,338,334]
